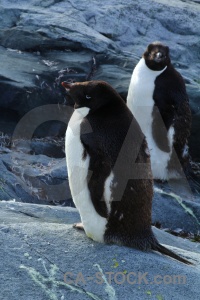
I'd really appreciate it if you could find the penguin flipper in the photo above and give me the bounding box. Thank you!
[151,105,171,152]
[81,133,111,219]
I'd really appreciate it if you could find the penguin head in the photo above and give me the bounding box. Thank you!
[61,80,123,112]
[143,41,170,71]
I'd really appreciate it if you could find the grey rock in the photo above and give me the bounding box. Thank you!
[0,201,200,300]
[0,0,199,158]
[0,10,116,52]
[0,158,38,203]
[152,184,200,234]
[0,149,73,206]
[13,139,65,158]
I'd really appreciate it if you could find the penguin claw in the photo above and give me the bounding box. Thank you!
[73,223,85,231]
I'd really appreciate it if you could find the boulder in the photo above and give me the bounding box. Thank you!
[0,146,73,206]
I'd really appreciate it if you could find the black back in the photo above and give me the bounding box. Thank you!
[153,64,191,154]
[143,42,191,156]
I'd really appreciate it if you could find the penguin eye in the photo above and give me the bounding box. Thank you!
[86,95,91,100]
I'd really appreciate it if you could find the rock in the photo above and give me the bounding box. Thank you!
[0,147,73,206]
[0,46,131,137]
[0,0,200,159]
[152,184,200,234]
[0,158,39,204]
[13,139,65,158]
[0,9,116,53]
[0,201,200,300]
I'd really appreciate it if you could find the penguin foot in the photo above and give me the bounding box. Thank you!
[73,223,85,230]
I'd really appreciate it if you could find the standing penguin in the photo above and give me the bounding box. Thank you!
[62,80,191,264]
[127,41,192,182]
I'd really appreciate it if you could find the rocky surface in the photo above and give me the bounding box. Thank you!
[0,0,200,155]
[0,141,73,206]
[152,183,200,234]
[1,201,200,300]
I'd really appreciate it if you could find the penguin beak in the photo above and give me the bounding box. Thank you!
[61,81,74,92]
[154,52,163,63]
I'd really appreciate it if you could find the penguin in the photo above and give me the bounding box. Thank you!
[62,80,191,265]
[127,41,192,184]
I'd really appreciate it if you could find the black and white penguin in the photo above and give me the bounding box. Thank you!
[62,80,191,264]
[127,41,192,183]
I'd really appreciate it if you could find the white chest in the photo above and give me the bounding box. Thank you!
[127,58,166,130]
[65,107,107,242]
[127,58,175,180]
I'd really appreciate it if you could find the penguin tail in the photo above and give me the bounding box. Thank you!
[152,243,193,265]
